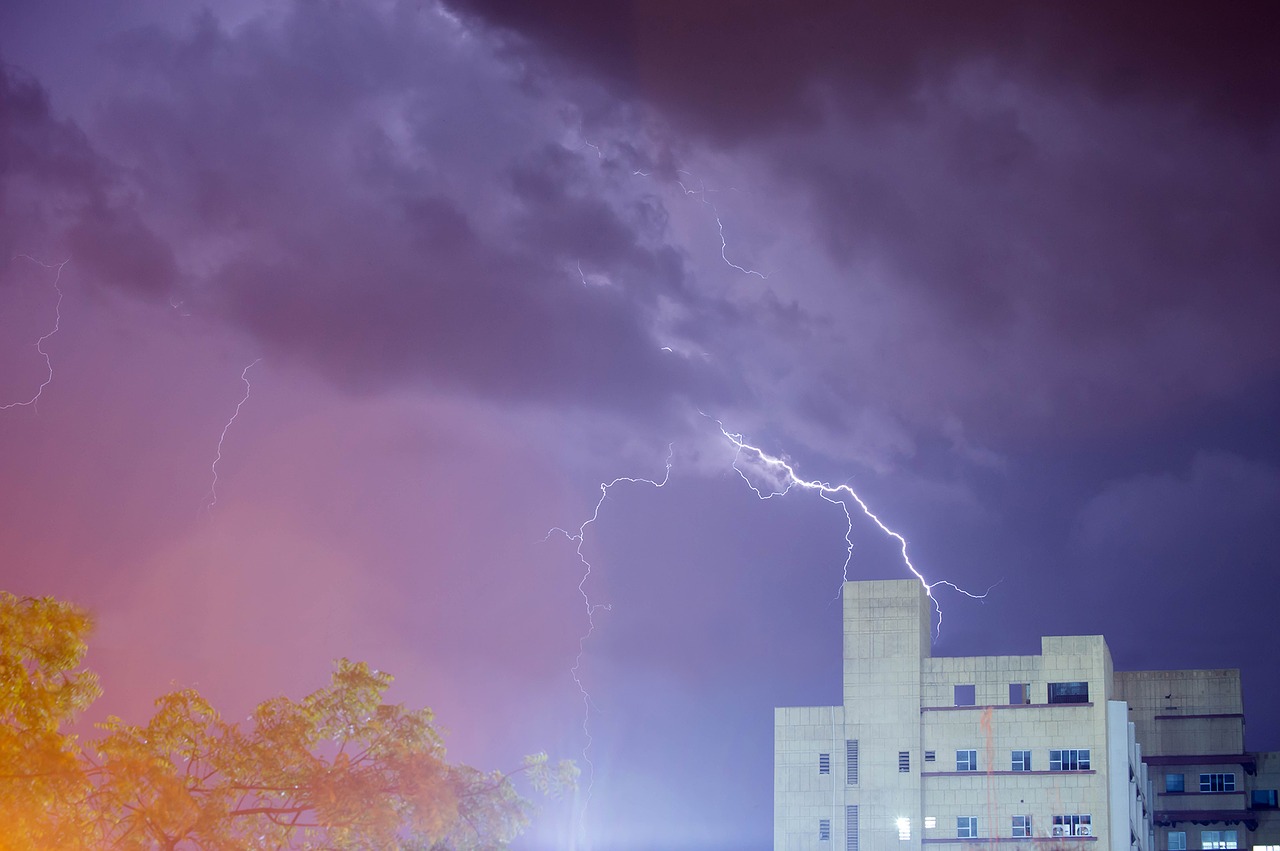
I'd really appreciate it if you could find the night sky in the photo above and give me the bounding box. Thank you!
[2,3,1279,849]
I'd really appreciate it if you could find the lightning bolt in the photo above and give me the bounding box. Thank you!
[674,172,769,279]
[709,416,991,635]
[1,256,69,413]
[204,358,262,514]
[545,447,673,847]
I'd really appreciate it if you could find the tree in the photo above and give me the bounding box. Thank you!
[0,593,575,849]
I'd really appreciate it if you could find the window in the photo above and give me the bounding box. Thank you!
[1047,681,1089,704]
[846,740,859,785]
[1252,789,1279,808]
[924,750,935,762]
[954,684,976,706]
[1052,814,1091,837]
[1201,829,1238,849]
[845,805,859,851]
[957,749,977,771]
[1049,748,1090,771]
[1166,772,1185,792]
[957,817,978,839]
[896,817,910,841]
[1168,831,1186,850]
[819,753,830,775]
[1009,682,1031,704]
[898,751,910,773]
[1012,750,1032,771]
[1012,815,1032,837]
[819,819,831,841]
[1200,772,1236,792]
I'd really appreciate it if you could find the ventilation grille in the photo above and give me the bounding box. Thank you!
[846,740,859,785]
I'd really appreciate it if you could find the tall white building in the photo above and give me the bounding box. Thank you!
[775,580,1280,850]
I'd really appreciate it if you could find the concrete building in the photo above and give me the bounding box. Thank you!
[775,580,1280,850]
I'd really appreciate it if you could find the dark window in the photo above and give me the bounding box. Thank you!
[1166,773,1185,793]
[954,684,976,706]
[1047,681,1089,704]
[1009,683,1031,704]
[1012,750,1032,771]
[1012,815,1032,837]
[957,817,978,839]
[898,751,910,773]
[1200,773,1235,793]
[957,749,977,771]
[1252,789,1278,808]
[819,753,830,775]
[819,819,831,841]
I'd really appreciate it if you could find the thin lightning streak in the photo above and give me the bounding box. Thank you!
[545,447,674,846]
[1,256,69,413]
[708,415,991,636]
[675,172,769,279]
[204,359,262,513]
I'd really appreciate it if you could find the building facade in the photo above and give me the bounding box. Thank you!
[776,580,1280,850]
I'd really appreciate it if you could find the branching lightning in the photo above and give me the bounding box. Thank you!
[544,447,673,842]
[1,256,69,413]
[709,416,991,634]
[203,359,262,514]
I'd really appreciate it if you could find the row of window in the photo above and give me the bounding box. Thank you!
[1168,829,1239,849]
[817,814,1093,841]
[952,680,1089,706]
[1166,772,1236,793]
[818,745,1091,776]
[958,747,1090,772]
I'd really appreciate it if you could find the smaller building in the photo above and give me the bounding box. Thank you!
[774,579,1280,851]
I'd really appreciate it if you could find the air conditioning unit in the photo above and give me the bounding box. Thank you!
[1052,826,1066,837]
[1075,825,1092,836]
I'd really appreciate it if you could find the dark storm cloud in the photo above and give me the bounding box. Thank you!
[0,62,177,291]
[12,4,736,413]
[444,1,1280,138]
[442,0,1280,442]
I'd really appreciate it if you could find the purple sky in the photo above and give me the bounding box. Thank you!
[2,2,1279,848]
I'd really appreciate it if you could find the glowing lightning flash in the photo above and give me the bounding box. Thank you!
[712,418,991,634]
[545,448,673,842]
[204,359,262,514]
[1,257,69,413]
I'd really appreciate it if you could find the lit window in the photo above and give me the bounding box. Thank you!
[1011,750,1031,771]
[1200,772,1236,792]
[1168,831,1186,850]
[898,751,910,773]
[1201,829,1238,849]
[957,817,978,839]
[957,749,977,771]
[1166,773,1184,792]
[954,684,976,706]
[819,819,831,841]
[1049,748,1090,771]
[924,817,936,829]
[1012,815,1032,837]
[896,817,910,841]
[819,753,830,775]
[1047,681,1089,704]
[1009,682,1031,704]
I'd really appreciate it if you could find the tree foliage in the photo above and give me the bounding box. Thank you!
[0,593,575,850]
